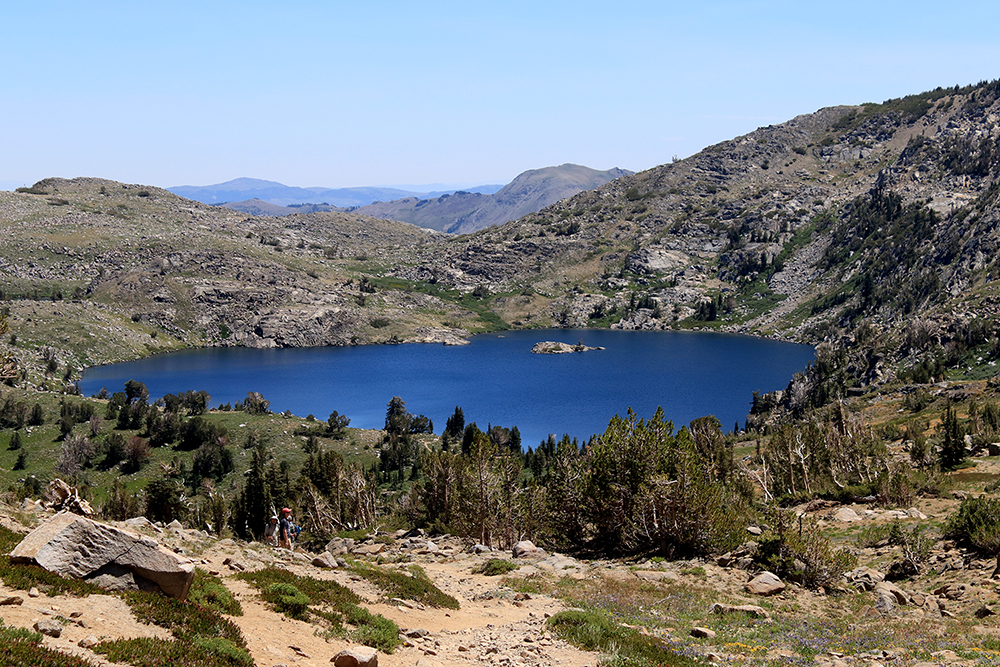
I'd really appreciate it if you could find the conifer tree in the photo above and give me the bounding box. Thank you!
[938,403,966,471]
[231,443,273,539]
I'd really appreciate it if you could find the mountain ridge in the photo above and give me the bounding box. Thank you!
[355,163,633,233]
[168,177,503,208]
[2,80,999,405]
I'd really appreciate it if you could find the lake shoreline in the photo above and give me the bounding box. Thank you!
[82,329,815,448]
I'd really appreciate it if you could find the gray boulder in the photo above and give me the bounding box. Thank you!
[846,566,885,591]
[332,647,378,667]
[873,590,896,615]
[312,552,339,569]
[325,537,355,555]
[745,571,785,596]
[831,507,861,522]
[34,619,63,637]
[9,511,195,599]
[512,540,544,558]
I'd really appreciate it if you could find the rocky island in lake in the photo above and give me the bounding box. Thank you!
[531,341,605,354]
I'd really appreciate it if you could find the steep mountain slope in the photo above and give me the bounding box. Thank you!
[388,81,1000,394]
[355,164,632,233]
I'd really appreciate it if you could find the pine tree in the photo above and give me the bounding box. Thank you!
[938,403,966,471]
[231,444,273,539]
[445,406,465,439]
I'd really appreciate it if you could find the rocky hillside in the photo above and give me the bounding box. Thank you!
[355,164,632,233]
[3,80,1000,396]
[222,198,343,217]
[388,80,1000,392]
[0,178,482,385]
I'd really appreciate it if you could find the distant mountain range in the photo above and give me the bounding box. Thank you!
[354,164,634,234]
[167,177,502,209]
[169,166,632,234]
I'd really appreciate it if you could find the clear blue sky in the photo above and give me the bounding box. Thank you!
[2,1,998,190]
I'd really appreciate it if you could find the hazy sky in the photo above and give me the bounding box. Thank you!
[2,1,998,190]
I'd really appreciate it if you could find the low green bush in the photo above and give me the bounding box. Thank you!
[94,636,252,667]
[123,591,247,648]
[344,604,401,652]
[547,609,700,667]
[188,568,242,616]
[267,582,311,619]
[473,559,519,576]
[190,636,254,666]
[236,567,400,653]
[945,495,1000,555]
[0,620,93,666]
[351,562,460,609]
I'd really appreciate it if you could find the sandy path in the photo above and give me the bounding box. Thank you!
[211,547,597,667]
[0,532,597,667]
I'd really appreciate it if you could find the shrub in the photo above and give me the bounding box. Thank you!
[267,582,311,618]
[547,609,700,667]
[123,590,247,648]
[94,636,252,667]
[343,604,400,652]
[188,568,242,616]
[945,495,1000,555]
[101,478,144,521]
[756,507,857,589]
[856,521,932,578]
[473,559,519,576]
[236,568,400,653]
[0,619,93,666]
[351,562,460,610]
[241,391,270,415]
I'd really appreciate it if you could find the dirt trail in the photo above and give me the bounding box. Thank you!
[206,544,597,667]
[0,532,598,667]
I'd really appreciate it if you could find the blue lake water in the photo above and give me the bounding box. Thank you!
[80,329,814,448]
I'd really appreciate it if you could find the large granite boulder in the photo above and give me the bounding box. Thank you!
[745,571,785,596]
[332,647,378,667]
[9,511,195,599]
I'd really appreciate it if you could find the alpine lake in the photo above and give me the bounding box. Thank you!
[80,329,815,448]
